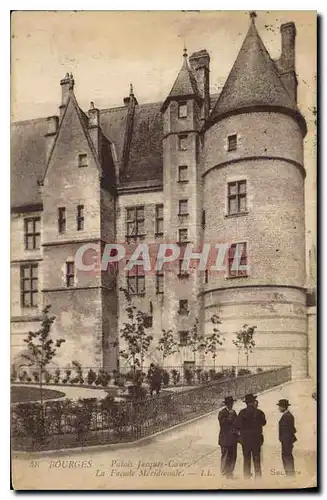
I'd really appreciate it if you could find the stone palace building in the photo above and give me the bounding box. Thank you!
[11,15,316,379]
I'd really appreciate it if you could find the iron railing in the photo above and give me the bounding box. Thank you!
[11,365,291,451]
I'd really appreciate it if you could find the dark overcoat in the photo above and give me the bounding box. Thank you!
[234,407,266,447]
[279,411,297,443]
[218,407,238,447]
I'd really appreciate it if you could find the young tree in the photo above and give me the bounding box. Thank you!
[187,318,206,365]
[119,288,153,375]
[22,305,65,413]
[156,329,179,366]
[233,324,257,368]
[204,314,225,369]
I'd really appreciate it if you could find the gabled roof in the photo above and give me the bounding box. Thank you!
[209,17,301,125]
[42,91,103,183]
[161,50,202,112]
[11,100,163,209]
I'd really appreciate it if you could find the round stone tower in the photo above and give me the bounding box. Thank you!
[202,16,308,378]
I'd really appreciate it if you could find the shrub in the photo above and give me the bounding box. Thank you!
[256,367,263,373]
[71,361,84,384]
[221,368,235,378]
[95,370,111,387]
[201,371,209,383]
[126,370,135,382]
[195,368,202,384]
[87,369,97,386]
[18,370,28,383]
[53,369,61,384]
[113,371,125,388]
[12,402,46,443]
[214,371,225,380]
[62,369,72,384]
[127,384,147,400]
[238,368,252,376]
[184,368,194,385]
[44,371,53,384]
[171,369,180,385]
[162,370,170,387]
[32,371,39,383]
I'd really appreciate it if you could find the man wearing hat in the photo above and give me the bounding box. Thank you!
[218,396,238,479]
[277,399,297,476]
[234,394,266,478]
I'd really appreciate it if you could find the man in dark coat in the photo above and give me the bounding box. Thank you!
[218,396,238,478]
[148,363,162,396]
[277,399,297,476]
[234,394,266,479]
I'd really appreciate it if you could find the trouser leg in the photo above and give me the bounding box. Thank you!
[252,444,262,478]
[281,442,295,476]
[220,446,229,476]
[226,444,237,477]
[242,445,252,478]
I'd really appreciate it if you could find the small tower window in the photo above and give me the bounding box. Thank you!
[178,102,188,119]
[77,205,84,231]
[66,261,75,287]
[78,153,88,167]
[228,180,247,214]
[227,134,237,152]
[178,134,188,151]
[178,299,189,315]
[178,199,188,216]
[178,165,188,182]
[58,207,66,233]
[155,204,164,236]
[179,331,189,346]
[228,242,248,277]
[156,272,164,294]
[178,228,188,244]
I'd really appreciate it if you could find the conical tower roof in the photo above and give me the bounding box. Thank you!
[161,49,202,112]
[208,14,306,134]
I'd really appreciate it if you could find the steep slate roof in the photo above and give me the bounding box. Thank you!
[168,50,201,99]
[161,50,202,113]
[11,118,48,208]
[11,100,164,209]
[120,102,163,185]
[209,18,297,123]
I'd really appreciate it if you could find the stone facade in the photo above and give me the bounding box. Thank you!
[11,17,315,378]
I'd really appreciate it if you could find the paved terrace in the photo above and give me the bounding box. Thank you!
[12,378,317,490]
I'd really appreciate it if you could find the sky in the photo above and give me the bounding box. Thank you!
[10,10,317,279]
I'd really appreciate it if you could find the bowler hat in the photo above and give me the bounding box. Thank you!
[224,396,235,404]
[243,393,257,403]
[277,399,290,407]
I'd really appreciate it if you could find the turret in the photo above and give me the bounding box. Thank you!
[202,13,307,378]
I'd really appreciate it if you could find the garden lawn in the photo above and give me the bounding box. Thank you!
[11,386,65,403]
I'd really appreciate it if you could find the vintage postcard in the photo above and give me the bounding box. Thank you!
[10,10,317,490]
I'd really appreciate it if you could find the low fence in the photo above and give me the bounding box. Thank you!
[12,364,285,388]
[11,365,291,452]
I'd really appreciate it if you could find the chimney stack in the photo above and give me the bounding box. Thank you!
[88,101,100,155]
[189,49,210,121]
[59,72,74,118]
[279,22,298,102]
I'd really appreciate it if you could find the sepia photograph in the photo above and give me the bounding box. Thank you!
[10,10,317,490]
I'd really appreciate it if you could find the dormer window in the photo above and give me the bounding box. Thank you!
[227,134,237,152]
[178,102,188,119]
[178,134,188,151]
[78,153,88,167]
